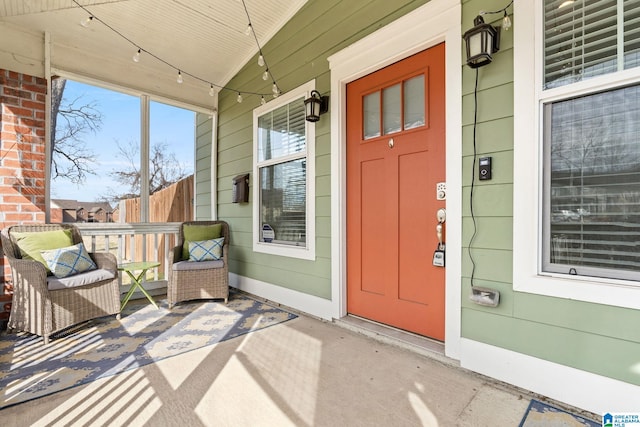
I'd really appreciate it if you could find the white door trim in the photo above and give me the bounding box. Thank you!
[328,0,462,359]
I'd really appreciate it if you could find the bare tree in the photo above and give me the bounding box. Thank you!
[106,140,189,202]
[50,77,102,184]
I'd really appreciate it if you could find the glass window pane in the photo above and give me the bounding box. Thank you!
[383,84,401,135]
[363,91,380,139]
[49,79,139,223]
[404,75,425,130]
[149,101,195,222]
[258,99,306,162]
[260,159,306,246]
[543,0,640,89]
[544,85,640,279]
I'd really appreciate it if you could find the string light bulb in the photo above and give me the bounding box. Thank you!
[80,16,93,27]
[133,49,141,63]
[272,83,279,94]
[263,70,269,81]
[502,11,512,31]
[177,71,183,84]
[237,93,243,103]
[209,85,215,96]
[258,54,265,67]
[244,24,252,36]
[261,96,266,105]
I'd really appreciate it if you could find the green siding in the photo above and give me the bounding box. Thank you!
[461,0,640,386]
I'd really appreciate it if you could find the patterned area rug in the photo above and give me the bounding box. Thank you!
[519,399,600,427]
[0,293,297,409]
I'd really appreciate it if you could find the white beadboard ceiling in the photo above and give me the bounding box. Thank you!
[0,0,306,108]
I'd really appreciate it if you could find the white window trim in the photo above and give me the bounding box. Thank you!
[252,80,316,261]
[513,1,640,309]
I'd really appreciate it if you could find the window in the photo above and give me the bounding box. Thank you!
[542,1,640,282]
[514,0,640,306]
[253,81,315,260]
[49,79,197,224]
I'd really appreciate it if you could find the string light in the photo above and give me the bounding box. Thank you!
[261,96,266,105]
[71,0,282,105]
[80,16,93,27]
[479,0,514,31]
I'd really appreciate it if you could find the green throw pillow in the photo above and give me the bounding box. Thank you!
[12,229,74,273]
[182,224,222,260]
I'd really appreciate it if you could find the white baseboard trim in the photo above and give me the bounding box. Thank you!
[460,338,640,414]
[229,273,334,320]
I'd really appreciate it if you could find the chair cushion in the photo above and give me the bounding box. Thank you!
[182,223,222,260]
[188,238,224,261]
[47,268,116,290]
[41,243,97,278]
[12,229,74,273]
[172,260,225,271]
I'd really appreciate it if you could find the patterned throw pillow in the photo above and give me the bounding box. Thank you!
[188,238,224,262]
[40,243,98,278]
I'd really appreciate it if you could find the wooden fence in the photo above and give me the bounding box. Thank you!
[120,175,194,274]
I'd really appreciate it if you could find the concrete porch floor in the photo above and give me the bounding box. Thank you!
[1,303,596,426]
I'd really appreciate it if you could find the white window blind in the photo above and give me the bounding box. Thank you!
[543,84,640,280]
[544,0,640,89]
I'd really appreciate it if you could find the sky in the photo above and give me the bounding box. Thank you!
[50,80,195,203]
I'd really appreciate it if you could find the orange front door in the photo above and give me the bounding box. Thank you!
[346,44,446,340]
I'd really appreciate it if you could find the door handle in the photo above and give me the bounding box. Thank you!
[436,208,446,250]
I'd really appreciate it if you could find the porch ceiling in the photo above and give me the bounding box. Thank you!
[0,0,306,109]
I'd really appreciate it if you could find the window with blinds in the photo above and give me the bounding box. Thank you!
[543,84,640,280]
[544,0,640,89]
[256,98,308,247]
[542,1,640,282]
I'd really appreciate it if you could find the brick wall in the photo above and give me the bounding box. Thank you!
[0,68,47,328]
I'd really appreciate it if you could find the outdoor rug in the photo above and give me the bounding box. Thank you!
[0,293,297,409]
[519,399,600,427]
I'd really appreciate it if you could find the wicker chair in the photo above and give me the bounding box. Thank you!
[1,224,121,344]
[168,220,229,308]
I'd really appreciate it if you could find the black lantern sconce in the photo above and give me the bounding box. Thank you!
[463,15,501,68]
[304,90,329,122]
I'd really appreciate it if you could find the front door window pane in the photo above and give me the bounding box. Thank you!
[383,83,401,135]
[363,92,380,139]
[404,75,425,130]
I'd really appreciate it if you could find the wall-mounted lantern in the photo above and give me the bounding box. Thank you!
[304,90,329,122]
[462,15,501,68]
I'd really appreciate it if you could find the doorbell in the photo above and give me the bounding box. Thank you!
[479,157,492,181]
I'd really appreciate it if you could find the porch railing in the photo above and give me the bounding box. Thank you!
[74,222,182,295]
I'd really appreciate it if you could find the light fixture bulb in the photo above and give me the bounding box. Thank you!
[273,92,279,99]
[258,54,265,67]
[244,24,252,36]
[133,49,141,62]
[209,85,215,96]
[177,71,183,84]
[261,96,266,105]
[502,11,512,31]
[80,16,93,27]
[237,93,243,103]
[272,83,278,94]
[262,70,269,81]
